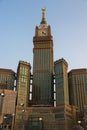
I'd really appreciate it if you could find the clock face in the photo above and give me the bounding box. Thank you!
[39,28,47,36]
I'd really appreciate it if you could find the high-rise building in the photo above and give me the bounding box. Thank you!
[68,69,87,118]
[16,61,31,107]
[1,7,85,130]
[0,69,16,129]
[13,8,77,130]
[54,59,77,130]
[0,89,16,128]
[0,69,16,90]
[54,58,69,106]
[32,8,54,106]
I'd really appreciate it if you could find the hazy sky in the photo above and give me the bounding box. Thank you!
[0,0,87,72]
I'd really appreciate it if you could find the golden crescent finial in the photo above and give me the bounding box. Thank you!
[40,7,47,24]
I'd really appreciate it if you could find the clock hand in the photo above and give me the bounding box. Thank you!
[42,31,46,35]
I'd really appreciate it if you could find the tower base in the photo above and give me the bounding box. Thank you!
[14,105,77,130]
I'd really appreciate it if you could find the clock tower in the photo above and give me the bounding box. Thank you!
[32,8,54,106]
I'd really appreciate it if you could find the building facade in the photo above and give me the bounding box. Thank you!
[54,58,69,106]
[68,69,87,119]
[13,8,77,130]
[0,69,16,90]
[32,8,54,106]
[16,61,31,107]
[0,89,16,129]
[0,69,16,129]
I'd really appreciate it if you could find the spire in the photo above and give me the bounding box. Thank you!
[40,8,47,24]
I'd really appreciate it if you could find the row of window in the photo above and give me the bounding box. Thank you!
[20,67,29,75]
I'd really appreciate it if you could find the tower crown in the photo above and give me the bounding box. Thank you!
[40,8,47,24]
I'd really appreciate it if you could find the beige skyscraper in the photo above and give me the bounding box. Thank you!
[68,69,87,119]
[32,8,54,106]
[14,9,77,130]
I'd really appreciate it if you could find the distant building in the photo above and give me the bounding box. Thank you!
[0,89,16,125]
[0,69,16,90]
[54,58,69,106]
[0,69,16,129]
[54,59,77,130]
[68,69,87,119]
[16,60,31,107]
